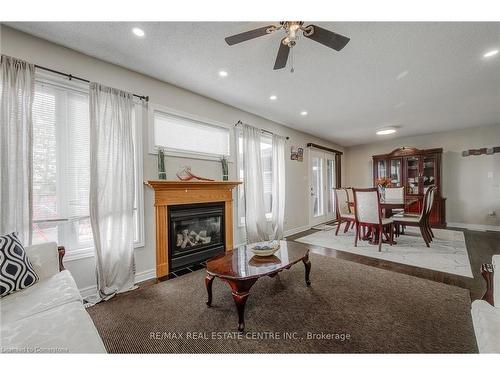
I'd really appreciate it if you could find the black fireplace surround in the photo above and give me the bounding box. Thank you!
[168,202,225,270]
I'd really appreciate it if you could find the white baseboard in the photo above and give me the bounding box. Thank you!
[135,268,156,283]
[447,222,500,232]
[79,285,98,300]
[284,224,311,238]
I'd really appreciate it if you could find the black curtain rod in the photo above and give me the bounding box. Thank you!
[234,120,289,140]
[35,65,149,102]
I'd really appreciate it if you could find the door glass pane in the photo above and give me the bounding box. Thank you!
[406,156,420,195]
[312,156,324,217]
[390,159,402,186]
[327,159,335,215]
[377,160,387,178]
[423,155,436,193]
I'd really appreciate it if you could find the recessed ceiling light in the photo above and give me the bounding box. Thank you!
[376,127,397,135]
[132,27,145,37]
[218,70,228,77]
[269,95,277,100]
[300,111,308,116]
[483,49,499,58]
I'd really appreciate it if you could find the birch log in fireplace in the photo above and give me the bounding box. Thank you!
[146,180,241,279]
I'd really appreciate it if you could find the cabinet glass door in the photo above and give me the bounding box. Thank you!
[422,155,437,194]
[377,160,387,179]
[406,156,420,195]
[390,158,402,186]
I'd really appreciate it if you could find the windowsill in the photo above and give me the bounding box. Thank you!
[149,147,234,163]
[238,214,272,228]
[63,241,145,262]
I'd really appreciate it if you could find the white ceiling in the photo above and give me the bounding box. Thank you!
[6,22,500,146]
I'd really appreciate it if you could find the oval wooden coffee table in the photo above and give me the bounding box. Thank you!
[205,241,311,332]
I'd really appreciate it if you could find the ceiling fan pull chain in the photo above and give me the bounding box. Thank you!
[290,47,295,73]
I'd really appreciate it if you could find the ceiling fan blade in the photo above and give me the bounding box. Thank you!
[303,25,350,51]
[225,25,275,46]
[274,39,290,70]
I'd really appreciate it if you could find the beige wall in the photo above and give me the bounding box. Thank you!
[1,25,345,293]
[345,124,500,229]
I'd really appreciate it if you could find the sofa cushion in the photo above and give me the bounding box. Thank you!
[471,299,500,353]
[0,270,81,324]
[0,300,107,353]
[0,232,39,298]
[25,242,60,281]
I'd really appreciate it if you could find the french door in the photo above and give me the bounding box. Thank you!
[309,149,336,226]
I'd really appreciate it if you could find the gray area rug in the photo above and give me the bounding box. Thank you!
[87,254,477,353]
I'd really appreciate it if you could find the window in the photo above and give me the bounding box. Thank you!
[237,133,273,226]
[31,76,144,255]
[151,108,230,158]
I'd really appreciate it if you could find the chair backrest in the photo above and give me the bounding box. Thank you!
[353,188,382,225]
[334,188,350,217]
[345,188,354,203]
[384,186,404,202]
[420,186,436,220]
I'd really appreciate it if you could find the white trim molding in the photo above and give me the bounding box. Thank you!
[447,222,500,232]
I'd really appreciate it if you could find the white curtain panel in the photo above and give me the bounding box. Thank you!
[271,133,286,240]
[0,55,34,244]
[242,124,268,243]
[89,83,136,300]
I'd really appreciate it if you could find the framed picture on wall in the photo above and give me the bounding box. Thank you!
[291,146,304,162]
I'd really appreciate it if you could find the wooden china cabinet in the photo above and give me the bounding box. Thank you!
[372,147,446,227]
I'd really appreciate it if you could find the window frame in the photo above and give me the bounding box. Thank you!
[148,104,234,162]
[32,72,145,261]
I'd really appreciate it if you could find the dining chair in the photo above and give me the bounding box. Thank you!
[392,186,436,247]
[334,188,356,235]
[345,187,355,213]
[353,188,394,252]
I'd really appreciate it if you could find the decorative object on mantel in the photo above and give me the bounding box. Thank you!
[220,156,229,181]
[176,166,214,181]
[157,148,167,180]
[290,146,304,161]
[375,176,392,200]
[462,146,500,157]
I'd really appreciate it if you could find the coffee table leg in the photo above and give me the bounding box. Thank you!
[205,274,215,307]
[302,254,311,286]
[226,278,257,332]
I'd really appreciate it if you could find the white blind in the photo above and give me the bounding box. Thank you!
[154,111,230,156]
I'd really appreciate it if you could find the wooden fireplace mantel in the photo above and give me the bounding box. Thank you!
[145,180,242,279]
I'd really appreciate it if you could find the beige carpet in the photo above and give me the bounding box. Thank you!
[87,253,477,353]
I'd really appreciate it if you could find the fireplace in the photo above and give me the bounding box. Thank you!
[168,202,225,270]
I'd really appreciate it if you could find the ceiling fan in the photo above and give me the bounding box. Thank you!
[225,22,350,71]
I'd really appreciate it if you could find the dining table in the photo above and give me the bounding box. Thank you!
[346,197,419,244]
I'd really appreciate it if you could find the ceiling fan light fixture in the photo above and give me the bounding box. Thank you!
[300,111,308,116]
[269,95,277,100]
[218,70,228,77]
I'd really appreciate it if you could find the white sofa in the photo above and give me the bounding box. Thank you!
[0,242,106,353]
[471,255,500,353]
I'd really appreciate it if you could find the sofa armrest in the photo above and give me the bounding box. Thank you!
[480,263,494,306]
[25,242,65,281]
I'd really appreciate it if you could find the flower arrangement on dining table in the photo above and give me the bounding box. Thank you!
[376,176,392,200]
[376,176,393,187]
